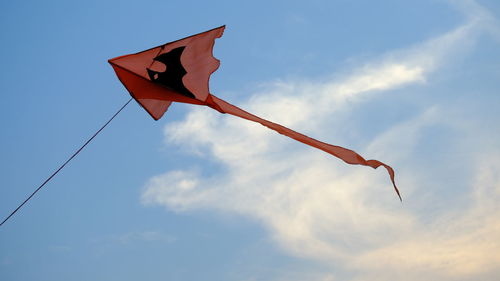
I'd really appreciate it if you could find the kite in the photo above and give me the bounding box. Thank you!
[108,25,401,200]
[0,25,400,227]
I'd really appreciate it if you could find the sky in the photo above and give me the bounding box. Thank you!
[1,0,500,280]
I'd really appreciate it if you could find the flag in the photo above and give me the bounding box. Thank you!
[109,26,401,200]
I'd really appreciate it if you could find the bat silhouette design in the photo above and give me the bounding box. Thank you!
[146,46,195,99]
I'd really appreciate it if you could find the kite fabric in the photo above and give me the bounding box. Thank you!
[108,25,401,200]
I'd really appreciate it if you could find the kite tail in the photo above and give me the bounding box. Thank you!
[205,94,401,201]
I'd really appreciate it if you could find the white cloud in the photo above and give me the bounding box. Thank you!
[141,1,500,280]
[350,151,500,280]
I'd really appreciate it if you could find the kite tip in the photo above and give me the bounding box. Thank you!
[395,189,402,202]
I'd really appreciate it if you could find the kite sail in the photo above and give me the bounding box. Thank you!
[109,25,401,200]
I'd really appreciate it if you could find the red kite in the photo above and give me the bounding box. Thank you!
[109,26,401,200]
[0,26,401,227]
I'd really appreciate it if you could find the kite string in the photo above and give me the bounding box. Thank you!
[0,97,133,227]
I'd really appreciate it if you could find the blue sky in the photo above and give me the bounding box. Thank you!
[1,0,500,280]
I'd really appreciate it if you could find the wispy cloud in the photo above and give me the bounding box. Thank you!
[142,1,500,280]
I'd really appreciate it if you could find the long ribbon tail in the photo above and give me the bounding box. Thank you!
[205,94,401,201]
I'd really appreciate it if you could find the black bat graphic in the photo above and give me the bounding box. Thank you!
[146,46,195,98]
